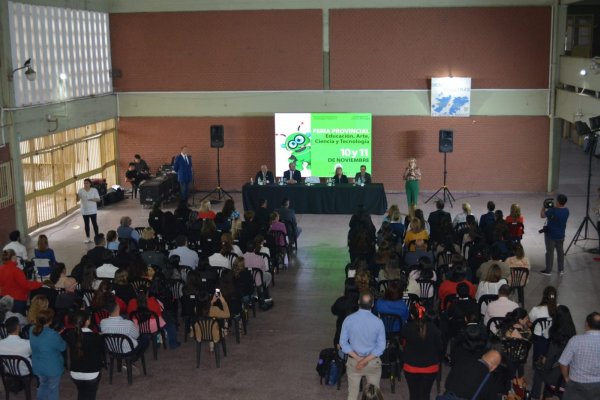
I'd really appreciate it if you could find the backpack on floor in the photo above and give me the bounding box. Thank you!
[316,348,338,385]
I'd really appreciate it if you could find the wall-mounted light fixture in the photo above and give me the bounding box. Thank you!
[9,58,36,81]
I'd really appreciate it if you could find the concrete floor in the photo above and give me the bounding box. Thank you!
[18,138,600,400]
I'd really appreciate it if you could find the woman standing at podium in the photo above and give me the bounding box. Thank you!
[403,158,422,214]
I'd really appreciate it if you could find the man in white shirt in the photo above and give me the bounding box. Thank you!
[484,284,519,331]
[3,231,28,268]
[95,257,119,279]
[100,298,147,354]
[0,317,32,375]
[169,235,199,269]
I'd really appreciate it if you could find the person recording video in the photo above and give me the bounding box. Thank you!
[540,194,569,276]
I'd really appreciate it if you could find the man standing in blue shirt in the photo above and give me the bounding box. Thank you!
[340,292,386,400]
[540,194,569,276]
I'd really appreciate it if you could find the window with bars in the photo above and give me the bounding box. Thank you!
[8,2,112,107]
[0,162,15,209]
[21,119,117,231]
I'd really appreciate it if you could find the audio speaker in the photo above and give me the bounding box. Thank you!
[439,130,453,153]
[210,125,224,148]
[589,116,600,132]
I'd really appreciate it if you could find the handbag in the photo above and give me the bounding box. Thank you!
[436,372,490,400]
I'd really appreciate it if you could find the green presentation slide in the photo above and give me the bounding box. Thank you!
[275,113,372,177]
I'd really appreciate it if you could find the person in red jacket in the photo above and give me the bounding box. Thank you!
[438,264,475,310]
[0,249,42,314]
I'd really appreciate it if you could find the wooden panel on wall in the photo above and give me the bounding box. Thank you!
[110,10,323,91]
[330,7,551,89]
[117,116,548,195]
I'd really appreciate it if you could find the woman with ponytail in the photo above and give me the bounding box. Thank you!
[29,308,66,400]
[529,286,558,399]
[400,303,443,400]
[66,311,104,400]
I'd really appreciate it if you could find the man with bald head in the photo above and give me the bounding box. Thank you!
[444,349,503,399]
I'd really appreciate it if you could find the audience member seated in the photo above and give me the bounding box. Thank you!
[86,234,114,268]
[483,284,519,329]
[80,264,101,291]
[138,227,159,252]
[407,257,436,298]
[243,237,273,288]
[447,283,479,338]
[239,211,260,252]
[29,278,58,310]
[100,297,148,354]
[174,201,192,228]
[477,248,509,281]
[105,230,119,252]
[0,296,28,325]
[55,278,80,312]
[404,218,429,252]
[505,203,525,242]
[459,215,479,246]
[0,249,42,314]
[412,209,431,235]
[404,239,434,267]
[478,201,496,236]
[276,198,302,240]
[283,162,301,184]
[268,211,288,247]
[475,264,507,306]
[128,287,170,336]
[500,307,531,340]
[116,216,139,251]
[96,254,119,279]
[209,234,237,269]
[331,282,359,348]
[427,200,452,245]
[348,213,376,263]
[34,234,56,266]
[0,316,32,375]
[148,202,164,235]
[169,235,199,269]
[113,268,137,306]
[141,239,168,271]
[192,291,231,346]
[232,258,254,306]
[161,211,179,243]
[254,199,271,234]
[373,280,409,327]
[28,295,50,326]
[453,202,474,228]
[377,256,402,282]
[438,264,475,311]
[332,166,349,184]
[449,311,488,366]
[505,243,530,286]
[255,164,274,185]
[49,262,68,289]
[198,200,216,220]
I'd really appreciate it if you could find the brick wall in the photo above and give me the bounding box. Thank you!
[118,116,549,193]
[330,7,551,89]
[110,10,323,91]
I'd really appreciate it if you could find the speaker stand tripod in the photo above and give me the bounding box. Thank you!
[425,152,456,207]
[200,147,232,203]
[565,133,599,255]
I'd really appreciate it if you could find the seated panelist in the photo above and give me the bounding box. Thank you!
[255,165,274,184]
[332,166,349,184]
[354,165,372,184]
[283,163,302,184]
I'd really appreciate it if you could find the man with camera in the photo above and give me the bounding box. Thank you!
[540,194,569,276]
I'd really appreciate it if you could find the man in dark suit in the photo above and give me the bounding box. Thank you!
[255,164,274,185]
[276,198,302,240]
[86,234,114,267]
[354,165,372,184]
[427,199,452,244]
[479,201,496,233]
[283,163,301,184]
[172,145,193,201]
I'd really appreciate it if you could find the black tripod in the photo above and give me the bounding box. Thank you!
[566,133,599,254]
[200,147,232,203]
[425,152,456,207]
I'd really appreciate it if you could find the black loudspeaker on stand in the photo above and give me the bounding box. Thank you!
[565,123,599,255]
[201,125,232,203]
[425,130,456,207]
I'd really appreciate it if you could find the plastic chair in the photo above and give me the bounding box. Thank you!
[502,338,532,377]
[280,219,298,251]
[129,311,167,361]
[268,230,289,270]
[192,317,225,368]
[478,294,498,316]
[0,324,8,340]
[32,258,51,280]
[130,279,150,292]
[486,317,505,335]
[379,313,403,344]
[259,253,275,287]
[416,278,436,305]
[532,317,553,338]
[0,355,36,400]
[509,267,529,306]
[103,333,147,385]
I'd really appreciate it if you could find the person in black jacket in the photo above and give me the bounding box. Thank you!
[66,310,105,400]
[427,199,452,245]
[331,282,359,348]
[255,165,274,185]
[445,349,503,399]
